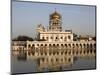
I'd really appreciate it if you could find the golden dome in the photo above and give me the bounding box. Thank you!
[50,10,61,19]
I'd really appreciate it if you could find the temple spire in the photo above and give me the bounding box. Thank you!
[49,9,62,31]
[55,8,57,12]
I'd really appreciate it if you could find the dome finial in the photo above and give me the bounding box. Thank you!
[50,8,61,19]
[55,8,57,12]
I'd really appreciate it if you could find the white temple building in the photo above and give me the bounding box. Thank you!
[36,10,73,42]
[12,10,96,53]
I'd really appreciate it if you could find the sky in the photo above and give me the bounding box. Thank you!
[12,1,96,39]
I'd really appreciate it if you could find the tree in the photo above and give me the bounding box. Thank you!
[73,33,78,41]
[92,36,96,41]
[12,35,33,41]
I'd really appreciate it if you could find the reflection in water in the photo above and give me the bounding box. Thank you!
[17,52,27,61]
[11,47,96,74]
[37,57,73,72]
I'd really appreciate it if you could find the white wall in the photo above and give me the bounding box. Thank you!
[40,32,73,42]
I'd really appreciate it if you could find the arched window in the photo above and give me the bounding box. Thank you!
[90,44,92,48]
[57,44,59,46]
[57,52,59,55]
[61,52,63,55]
[28,52,30,55]
[87,44,89,48]
[45,53,47,55]
[68,35,71,39]
[65,44,67,46]
[37,44,39,46]
[42,36,44,39]
[69,51,71,54]
[46,37,48,40]
[87,49,89,54]
[64,37,67,41]
[90,49,92,53]
[56,58,58,62]
[61,44,63,46]
[65,51,67,54]
[68,44,71,47]
[56,37,58,39]
[61,58,63,62]
[28,44,31,48]
[32,44,34,47]
[83,44,85,46]
[51,58,53,62]
[73,44,75,47]
[76,51,78,54]
[51,37,53,39]
[53,52,55,55]
[32,52,34,55]
[80,44,82,48]
[42,58,44,62]
[61,36,63,39]
[49,52,51,55]
[84,51,86,54]
[94,43,96,48]
[41,44,43,46]
[49,44,51,46]
[41,53,43,55]
[68,58,71,62]
[80,50,82,54]
[76,44,78,47]
[53,44,55,46]
[45,44,47,46]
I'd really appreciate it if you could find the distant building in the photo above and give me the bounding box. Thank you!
[78,35,93,42]
[12,41,26,50]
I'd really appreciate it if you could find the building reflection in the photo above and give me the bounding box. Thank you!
[37,54,73,71]
[12,46,96,71]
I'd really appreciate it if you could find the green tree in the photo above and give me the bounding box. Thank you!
[12,35,33,41]
[73,33,78,41]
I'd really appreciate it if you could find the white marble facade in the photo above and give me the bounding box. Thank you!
[37,10,73,42]
[39,31,73,42]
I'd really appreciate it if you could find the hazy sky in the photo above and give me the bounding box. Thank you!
[12,1,96,39]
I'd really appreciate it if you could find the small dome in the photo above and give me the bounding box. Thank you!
[50,10,61,19]
[37,24,45,29]
[38,24,42,27]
